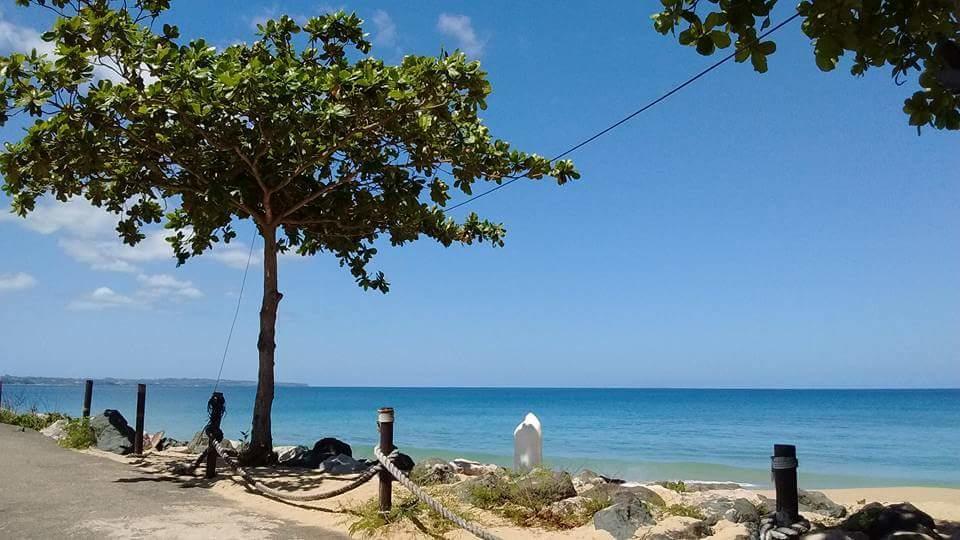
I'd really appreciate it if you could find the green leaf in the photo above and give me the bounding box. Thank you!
[710,31,732,49]
[751,51,769,73]
[696,36,716,56]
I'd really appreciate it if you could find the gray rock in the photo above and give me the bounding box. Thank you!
[450,458,501,476]
[154,437,185,451]
[646,515,712,540]
[89,409,135,455]
[724,498,761,524]
[311,438,352,464]
[802,530,870,540]
[594,496,655,540]
[276,445,312,467]
[186,430,208,453]
[581,483,665,507]
[800,490,848,518]
[40,419,69,441]
[411,458,457,485]
[840,503,938,540]
[683,482,744,492]
[539,496,594,522]
[319,453,369,475]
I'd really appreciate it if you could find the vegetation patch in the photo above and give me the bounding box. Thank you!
[0,408,70,431]
[346,493,478,539]
[462,467,595,529]
[59,418,97,449]
[661,480,687,493]
[663,503,706,520]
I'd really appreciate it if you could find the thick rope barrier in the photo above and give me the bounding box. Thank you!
[373,445,503,540]
[211,440,381,501]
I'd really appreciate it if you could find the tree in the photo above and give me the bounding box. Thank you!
[0,1,578,464]
[651,0,960,131]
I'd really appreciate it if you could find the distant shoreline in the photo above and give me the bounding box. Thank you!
[0,375,308,388]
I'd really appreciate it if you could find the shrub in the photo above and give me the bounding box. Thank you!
[661,480,687,493]
[664,503,706,520]
[0,408,70,431]
[59,418,97,449]
[347,493,476,538]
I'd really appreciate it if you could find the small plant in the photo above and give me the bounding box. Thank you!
[664,503,706,520]
[661,480,687,493]
[59,418,97,449]
[346,493,475,538]
[0,408,70,431]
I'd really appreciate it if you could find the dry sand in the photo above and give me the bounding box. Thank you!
[95,447,960,539]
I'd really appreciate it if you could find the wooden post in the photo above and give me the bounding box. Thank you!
[0,376,4,409]
[205,391,225,479]
[81,379,93,418]
[378,407,395,515]
[134,384,146,455]
[772,444,799,525]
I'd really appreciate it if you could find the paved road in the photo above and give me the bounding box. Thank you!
[0,424,348,539]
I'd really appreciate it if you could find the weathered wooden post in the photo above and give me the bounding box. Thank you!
[0,376,4,409]
[772,444,800,525]
[134,384,146,455]
[81,379,93,418]
[205,392,225,479]
[378,407,395,515]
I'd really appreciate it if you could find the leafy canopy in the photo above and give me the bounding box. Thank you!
[652,0,960,131]
[0,0,579,291]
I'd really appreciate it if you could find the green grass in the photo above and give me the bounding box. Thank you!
[0,408,70,431]
[59,418,97,449]
[346,492,477,539]
[661,480,687,493]
[663,503,706,520]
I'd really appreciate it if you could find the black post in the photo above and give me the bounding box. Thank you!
[134,384,146,455]
[205,392,225,479]
[378,407,395,515]
[0,376,4,409]
[81,379,93,418]
[772,444,799,525]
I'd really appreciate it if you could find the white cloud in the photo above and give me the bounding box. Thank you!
[2,198,259,273]
[68,286,138,310]
[437,14,485,57]
[371,10,398,49]
[136,273,204,299]
[0,272,37,292]
[0,15,55,56]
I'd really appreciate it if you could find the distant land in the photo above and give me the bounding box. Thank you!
[0,375,309,387]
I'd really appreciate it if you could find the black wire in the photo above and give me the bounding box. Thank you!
[213,228,258,392]
[442,12,802,212]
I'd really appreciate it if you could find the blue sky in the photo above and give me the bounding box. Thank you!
[1,1,957,388]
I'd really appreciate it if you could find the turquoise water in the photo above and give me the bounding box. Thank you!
[3,385,958,488]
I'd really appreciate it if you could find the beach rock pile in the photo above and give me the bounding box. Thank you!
[90,409,136,455]
[411,458,457,485]
[39,419,69,441]
[820,502,947,540]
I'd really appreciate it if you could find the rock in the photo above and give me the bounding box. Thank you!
[89,409,136,455]
[155,437,185,451]
[723,498,761,524]
[594,496,656,540]
[450,458,501,476]
[319,453,369,475]
[803,530,870,540]
[393,452,415,473]
[881,531,939,540]
[514,469,578,504]
[312,437,352,459]
[800,490,848,519]
[645,515,710,540]
[539,496,594,522]
[186,431,208,453]
[40,419,69,441]
[144,431,164,451]
[456,472,506,503]
[411,458,457,485]
[276,445,312,467]
[840,503,938,540]
[712,520,753,540]
[581,483,665,508]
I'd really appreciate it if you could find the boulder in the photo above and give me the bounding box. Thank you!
[723,498,761,524]
[803,530,870,540]
[800,490,848,519]
[155,437,186,451]
[276,445,312,467]
[581,483,665,508]
[411,458,457,485]
[40,419,69,441]
[839,503,937,540]
[514,469,578,504]
[319,454,369,475]
[144,431,164,451]
[645,515,712,540]
[450,458,501,476]
[712,520,753,540]
[312,437,352,459]
[594,496,656,540]
[89,409,136,455]
[456,472,506,503]
[675,482,743,492]
[186,431,208,453]
[393,452,415,473]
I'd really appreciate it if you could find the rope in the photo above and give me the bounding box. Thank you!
[373,445,502,540]
[213,228,258,392]
[211,439,381,501]
[441,11,803,212]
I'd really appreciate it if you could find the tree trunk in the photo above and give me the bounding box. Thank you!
[243,225,281,465]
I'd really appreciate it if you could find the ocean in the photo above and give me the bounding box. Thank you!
[3,385,958,488]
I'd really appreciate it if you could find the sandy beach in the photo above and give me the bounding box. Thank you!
[85,441,960,539]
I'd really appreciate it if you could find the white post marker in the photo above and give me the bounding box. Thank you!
[513,412,542,472]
